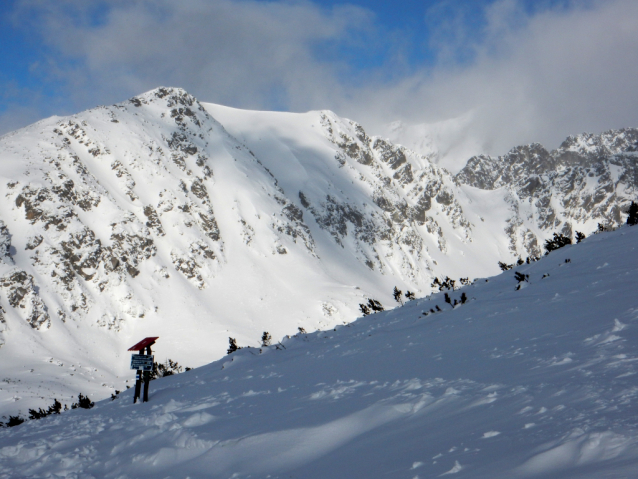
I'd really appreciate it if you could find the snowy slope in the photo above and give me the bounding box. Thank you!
[1,225,638,478]
[0,88,488,418]
[0,87,637,420]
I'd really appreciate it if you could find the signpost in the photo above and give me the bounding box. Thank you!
[130,355,154,371]
[128,337,159,403]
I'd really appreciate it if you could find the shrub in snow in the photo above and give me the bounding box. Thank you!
[71,394,94,409]
[261,331,272,347]
[431,276,456,291]
[544,233,571,254]
[575,231,586,243]
[461,292,468,304]
[499,261,514,272]
[3,415,25,427]
[444,293,451,305]
[360,299,384,314]
[28,399,62,420]
[627,201,638,225]
[367,299,384,312]
[393,286,403,306]
[152,359,184,379]
[227,337,241,355]
[595,222,611,233]
[405,291,416,301]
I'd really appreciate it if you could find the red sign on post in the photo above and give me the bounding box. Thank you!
[128,337,159,404]
[128,337,159,352]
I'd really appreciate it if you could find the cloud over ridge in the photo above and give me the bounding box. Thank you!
[4,0,638,168]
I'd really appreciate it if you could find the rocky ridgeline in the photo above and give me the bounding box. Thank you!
[0,87,353,358]
[306,111,471,270]
[455,130,638,256]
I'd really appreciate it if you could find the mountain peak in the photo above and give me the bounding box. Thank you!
[0,89,637,418]
[128,86,198,107]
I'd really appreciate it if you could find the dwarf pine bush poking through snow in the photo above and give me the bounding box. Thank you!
[71,394,94,410]
[359,299,384,316]
[405,291,416,301]
[596,222,613,233]
[261,332,272,347]
[393,286,404,306]
[28,398,62,420]
[499,261,514,271]
[431,276,456,291]
[2,416,24,427]
[576,231,586,243]
[544,233,572,254]
[627,201,638,225]
[368,299,384,312]
[500,255,540,271]
[151,359,185,379]
[227,337,241,355]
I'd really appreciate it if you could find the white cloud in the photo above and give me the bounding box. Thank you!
[349,0,638,168]
[14,0,371,112]
[5,0,638,169]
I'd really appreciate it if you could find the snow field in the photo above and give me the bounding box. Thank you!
[1,226,638,477]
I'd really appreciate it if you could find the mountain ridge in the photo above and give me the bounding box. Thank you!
[0,86,636,416]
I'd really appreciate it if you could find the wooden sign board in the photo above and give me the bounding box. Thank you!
[130,354,154,371]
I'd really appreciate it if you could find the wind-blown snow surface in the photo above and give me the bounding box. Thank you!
[1,226,638,478]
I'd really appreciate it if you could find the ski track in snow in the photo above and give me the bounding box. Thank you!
[0,227,638,477]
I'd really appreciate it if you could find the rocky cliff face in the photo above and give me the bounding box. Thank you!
[0,87,636,416]
[455,130,638,257]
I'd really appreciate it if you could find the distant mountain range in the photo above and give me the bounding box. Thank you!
[0,87,636,416]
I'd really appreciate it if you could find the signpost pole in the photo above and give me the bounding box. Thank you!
[134,349,143,404]
[143,345,152,402]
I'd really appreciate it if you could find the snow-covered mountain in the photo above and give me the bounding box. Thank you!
[1,225,637,478]
[0,87,636,417]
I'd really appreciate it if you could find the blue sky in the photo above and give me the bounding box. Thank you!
[0,0,483,112]
[1,0,638,159]
[0,0,550,104]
